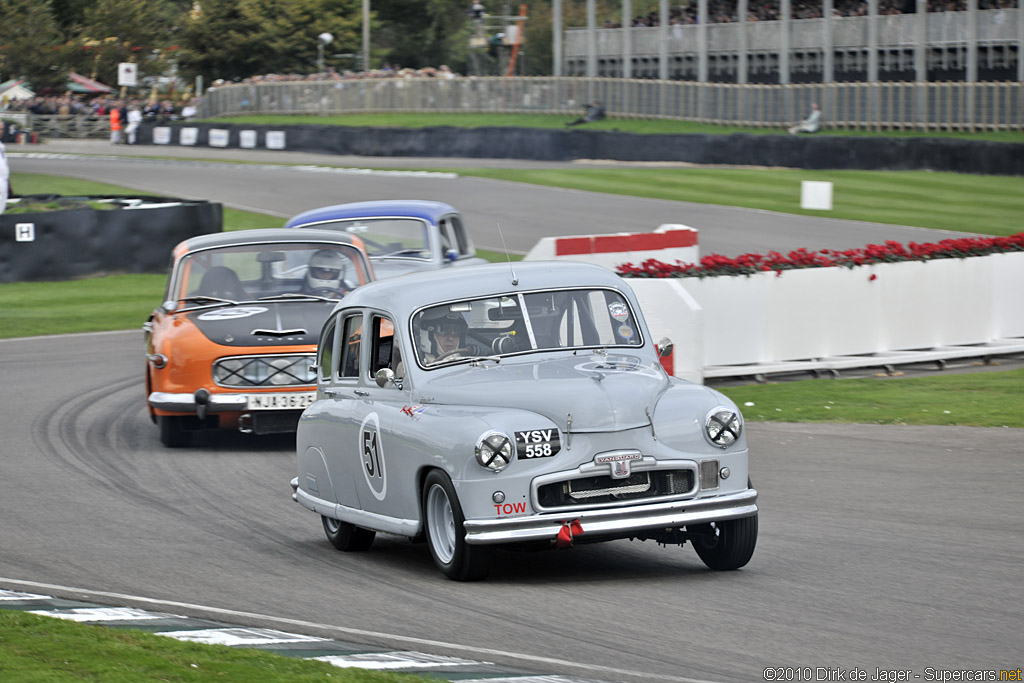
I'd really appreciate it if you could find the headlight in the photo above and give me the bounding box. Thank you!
[475,431,514,472]
[704,407,742,448]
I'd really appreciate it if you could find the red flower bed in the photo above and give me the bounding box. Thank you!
[617,233,1024,279]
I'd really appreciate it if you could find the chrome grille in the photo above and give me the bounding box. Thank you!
[536,470,695,509]
[213,354,316,388]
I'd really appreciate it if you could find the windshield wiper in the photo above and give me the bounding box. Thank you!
[180,295,237,305]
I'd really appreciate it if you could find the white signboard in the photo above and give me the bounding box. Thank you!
[117,63,138,87]
[15,223,35,242]
[265,131,286,150]
[152,127,171,145]
[180,128,199,146]
[239,130,257,148]
[208,129,229,147]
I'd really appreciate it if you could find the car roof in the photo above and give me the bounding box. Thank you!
[284,200,458,228]
[338,261,635,314]
[178,228,365,253]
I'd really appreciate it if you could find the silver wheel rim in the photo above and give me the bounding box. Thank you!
[324,517,340,534]
[426,484,456,565]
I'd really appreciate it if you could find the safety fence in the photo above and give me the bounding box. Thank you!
[198,77,1024,132]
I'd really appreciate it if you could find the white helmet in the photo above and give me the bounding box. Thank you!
[306,249,346,291]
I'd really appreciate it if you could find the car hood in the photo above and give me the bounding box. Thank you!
[422,354,692,432]
[185,300,333,347]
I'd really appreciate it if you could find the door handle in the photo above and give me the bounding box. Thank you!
[354,389,369,397]
[323,388,340,397]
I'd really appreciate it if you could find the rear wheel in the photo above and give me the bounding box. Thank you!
[321,516,375,551]
[422,470,491,581]
[157,415,192,448]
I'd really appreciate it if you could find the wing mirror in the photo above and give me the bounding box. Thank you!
[444,248,459,263]
[374,367,395,388]
[656,337,674,358]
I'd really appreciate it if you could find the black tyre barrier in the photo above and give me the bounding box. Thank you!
[138,121,1024,176]
[0,195,222,283]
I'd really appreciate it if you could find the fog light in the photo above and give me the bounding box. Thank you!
[492,491,505,504]
[720,466,731,480]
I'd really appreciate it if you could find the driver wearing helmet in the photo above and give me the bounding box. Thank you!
[304,249,349,296]
[421,310,469,365]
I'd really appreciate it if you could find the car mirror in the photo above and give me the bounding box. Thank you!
[257,251,287,263]
[374,367,395,388]
[656,337,674,358]
[444,248,458,263]
[161,300,178,313]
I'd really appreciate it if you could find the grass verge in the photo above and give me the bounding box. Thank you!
[717,367,1024,428]
[213,113,1024,143]
[0,610,423,683]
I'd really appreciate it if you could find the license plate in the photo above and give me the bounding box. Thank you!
[246,392,315,410]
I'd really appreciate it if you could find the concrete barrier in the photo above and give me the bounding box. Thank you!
[628,252,1024,382]
[524,224,699,270]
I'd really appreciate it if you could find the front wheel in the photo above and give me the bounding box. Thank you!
[321,516,375,551]
[422,470,491,581]
[691,514,758,570]
[157,415,192,448]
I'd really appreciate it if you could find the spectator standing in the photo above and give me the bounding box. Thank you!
[0,139,9,215]
[125,105,143,144]
[788,102,822,134]
[109,102,123,144]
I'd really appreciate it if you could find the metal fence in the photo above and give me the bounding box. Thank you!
[2,113,111,139]
[200,77,1024,132]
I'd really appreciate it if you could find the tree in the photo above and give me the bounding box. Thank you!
[175,0,363,82]
[68,0,179,85]
[0,0,67,88]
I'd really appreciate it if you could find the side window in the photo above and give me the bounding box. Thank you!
[449,216,469,255]
[437,219,453,255]
[318,317,337,381]
[338,314,362,379]
[369,315,401,383]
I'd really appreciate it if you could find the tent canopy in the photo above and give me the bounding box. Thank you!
[66,72,114,94]
[0,79,35,100]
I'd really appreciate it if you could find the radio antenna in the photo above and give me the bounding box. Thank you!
[496,222,518,286]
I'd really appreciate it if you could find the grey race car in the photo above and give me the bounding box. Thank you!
[292,261,757,580]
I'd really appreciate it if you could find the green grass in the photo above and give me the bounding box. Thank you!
[718,367,1024,428]
[214,112,1024,143]
[0,610,423,683]
[450,167,1024,237]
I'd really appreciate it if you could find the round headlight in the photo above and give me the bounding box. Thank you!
[704,407,742,448]
[475,431,514,472]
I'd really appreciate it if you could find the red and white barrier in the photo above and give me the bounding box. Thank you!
[524,224,699,271]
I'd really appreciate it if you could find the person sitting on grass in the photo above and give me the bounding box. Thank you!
[566,101,606,127]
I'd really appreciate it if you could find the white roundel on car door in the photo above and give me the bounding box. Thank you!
[359,412,387,500]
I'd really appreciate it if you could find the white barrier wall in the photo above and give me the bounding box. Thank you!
[628,252,1024,381]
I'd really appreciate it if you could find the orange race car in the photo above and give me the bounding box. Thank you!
[144,228,374,447]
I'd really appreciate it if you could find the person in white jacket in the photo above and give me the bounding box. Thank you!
[788,103,822,134]
[0,139,9,216]
[125,106,143,144]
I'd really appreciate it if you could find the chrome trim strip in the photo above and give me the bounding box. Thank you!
[148,391,307,413]
[293,485,419,537]
[463,488,758,545]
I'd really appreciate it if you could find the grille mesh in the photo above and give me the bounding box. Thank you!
[537,470,695,509]
[213,354,316,388]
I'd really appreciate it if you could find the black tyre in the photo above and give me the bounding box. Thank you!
[422,470,491,581]
[691,513,758,570]
[157,415,192,448]
[321,516,375,551]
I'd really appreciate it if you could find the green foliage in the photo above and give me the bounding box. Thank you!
[175,0,364,82]
[0,0,67,89]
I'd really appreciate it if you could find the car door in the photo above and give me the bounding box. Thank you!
[343,311,414,520]
[316,309,367,510]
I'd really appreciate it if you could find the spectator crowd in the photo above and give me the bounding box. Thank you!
[1,94,200,123]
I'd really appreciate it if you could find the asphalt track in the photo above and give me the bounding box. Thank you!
[2,142,1021,682]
